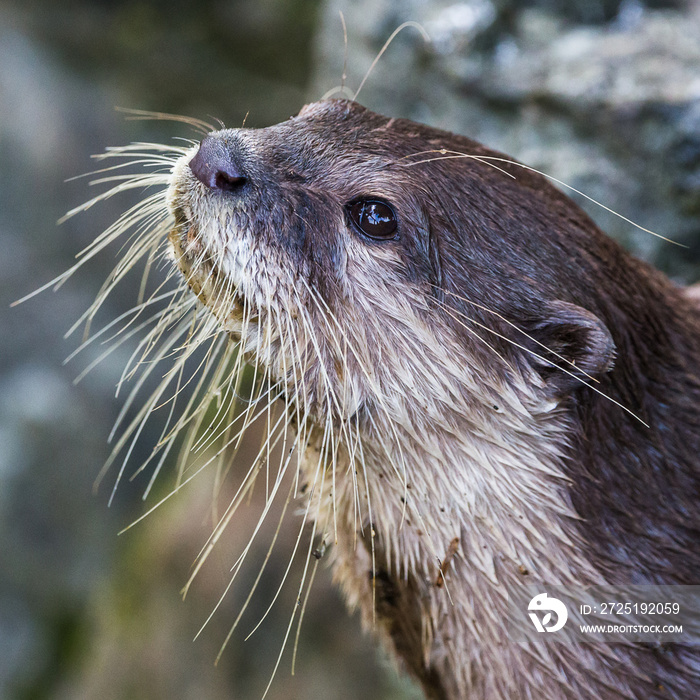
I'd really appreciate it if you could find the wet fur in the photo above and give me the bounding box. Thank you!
[95,99,700,698]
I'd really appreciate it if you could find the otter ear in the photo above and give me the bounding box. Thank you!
[524,300,616,395]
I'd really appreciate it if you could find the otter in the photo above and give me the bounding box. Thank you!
[71,98,700,698]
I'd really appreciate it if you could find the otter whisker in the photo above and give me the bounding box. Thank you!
[67,219,173,339]
[102,317,214,496]
[207,307,266,456]
[111,291,196,396]
[293,285,395,616]
[199,412,310,623]
[207,384,241,524]
[270,293,303,504]
[139,352,192,484]
[192,422,300,611]
[298,278,411,517]
[14,196,173,311]
[188,344,257,457]
[101,141,191,153]
[60,174,171,227]
[189,349,246,455]
[119,384,288,537]
[432,295,649,426]
[193,375,280,460]
[156,340,230,477]
[434,284,601,383]
[85,172,173,189]
[290,483,334,675]
[291,540,323,676]
[193,380,285,502]
[291,285,356,540]
[107,309,199,440]
[431,297,518,376]
[261,272,279,499]
[114,106,215,135]
[259,423,334,700]
[400,150,517,180]
[116,305,207,395]
[339,10,348,94]
[70,299,187,386]
[276,294,314,499]
[320,11,352,102]
[242,428,327,642]
[229,288,348,666]
[108,320,221,496]
[352,21,430,102]
[157,314,225,394]
[206,477,297,649]
[64,160,178,187]
[102,234,170,318]
[212,353,304,499]
[86,237,172,333]
[63,288,180,365]
[136,239,160,305]
[403,150,681,245]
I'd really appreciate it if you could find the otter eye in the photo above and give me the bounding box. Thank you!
[346,199,398,240]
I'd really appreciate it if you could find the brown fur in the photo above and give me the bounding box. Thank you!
[166,99,700,698]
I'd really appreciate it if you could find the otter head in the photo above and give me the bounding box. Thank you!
[167,99,616,441]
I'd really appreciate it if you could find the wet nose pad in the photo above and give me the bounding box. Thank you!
[188,135,247,192]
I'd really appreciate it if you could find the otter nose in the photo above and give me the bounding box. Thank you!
[189,135,247,192]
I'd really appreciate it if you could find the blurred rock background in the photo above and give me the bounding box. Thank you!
[1,1,698,698]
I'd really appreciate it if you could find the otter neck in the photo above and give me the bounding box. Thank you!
[345,392,600,587]
[326,393,602,699]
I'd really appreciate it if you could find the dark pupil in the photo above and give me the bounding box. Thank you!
[351,200,397,239]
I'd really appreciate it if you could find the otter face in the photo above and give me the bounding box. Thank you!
[167,98,615,431]
[167,100,449,425]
